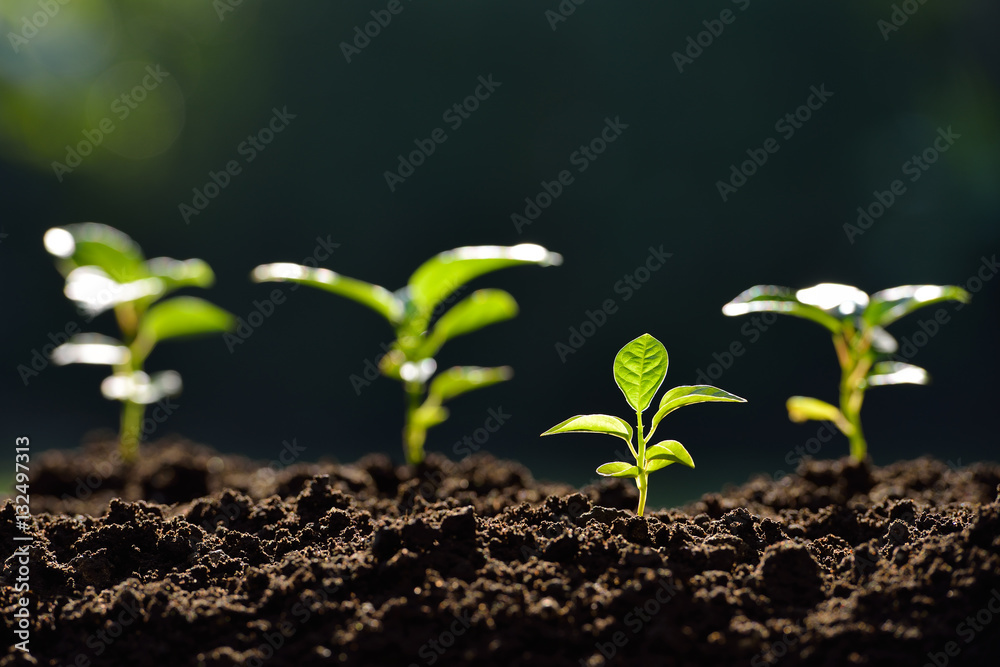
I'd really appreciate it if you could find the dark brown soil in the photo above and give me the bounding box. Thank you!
[3,435,999,666]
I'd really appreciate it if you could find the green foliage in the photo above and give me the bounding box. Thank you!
[541,334,745,516]
[44,223,233,461]
[252,243,562,465]
[723,282,970,461]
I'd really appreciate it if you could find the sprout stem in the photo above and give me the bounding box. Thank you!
[120,399,143,463]
[403,381,425,465]
[636,409,648,517]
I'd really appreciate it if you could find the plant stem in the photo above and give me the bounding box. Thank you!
[837,332,871,462]
[636,472,648,517]
[120,399,143,463]
[403,381,425,465]
[636,409,648,517]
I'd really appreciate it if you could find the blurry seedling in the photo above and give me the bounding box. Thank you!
[252,243,562,465]
[723,282,970,461]
[44,223,234,461]
[541,333,745,516]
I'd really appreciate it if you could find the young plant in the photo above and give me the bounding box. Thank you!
[252,243,562,466]
[43,223,234,461]
[722,282,970,462]
[541,333,746,516]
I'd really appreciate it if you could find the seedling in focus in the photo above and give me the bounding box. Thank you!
[723,282,970,461]
[252,243,562,465]
[541,333,745,516]
[44,223,234,461]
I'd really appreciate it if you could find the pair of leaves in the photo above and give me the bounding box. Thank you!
[541,334,745,479]
[45,224,234,365]
[252,244,560,409]
[253,244,560,353]
[597,440,695,479]
[723,282,970,333]
[46,224,217,315]
[51,296,234,369]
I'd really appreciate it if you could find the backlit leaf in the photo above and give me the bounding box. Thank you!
[252,263,404,325]
[540,414,634,445]
[723,285,844,333]
[613,333,668,412]
[596,461,640,478]
[406,244,562,317]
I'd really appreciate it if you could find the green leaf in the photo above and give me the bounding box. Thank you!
[44,223,148,282]
[786,396,843,423]
[252,263,404,325]
[540,414,634,445]
[427,366,512,404]
[864,285,971,328]
[412,404,449,430]
[645,458,673,473]
[866,361,929,387]
[422,289,518,357]
[646,440,695,468]
[722,285,845,333]
[613,333,668,412]
[133,297,234,362]
[650,385,746,435]
[406,244,562,317]
[596,461,640,478]
[145,257,215,292]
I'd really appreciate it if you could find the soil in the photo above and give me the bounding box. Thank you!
[3,433,999,667]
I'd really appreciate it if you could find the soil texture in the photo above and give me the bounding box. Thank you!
[3,435,999,666]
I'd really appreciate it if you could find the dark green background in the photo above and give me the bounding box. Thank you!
[2,1,998,507]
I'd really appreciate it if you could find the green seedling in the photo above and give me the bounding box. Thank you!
[723,282,970,461]
[541,333,745,516]
[252,243,562,466]
[44,223,234,461]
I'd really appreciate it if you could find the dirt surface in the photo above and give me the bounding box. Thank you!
[3,436,999,666]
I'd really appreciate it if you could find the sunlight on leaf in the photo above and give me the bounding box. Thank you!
[51,334,129,366]
[101,370,182,404]
[613,333,668,413]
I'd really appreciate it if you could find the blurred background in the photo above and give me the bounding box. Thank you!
[2,0,998,507]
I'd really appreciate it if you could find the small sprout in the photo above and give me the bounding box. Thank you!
[541,333,745,516]
[252,243,562,465]
[723,282,970,461]
[44,223,234,461]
